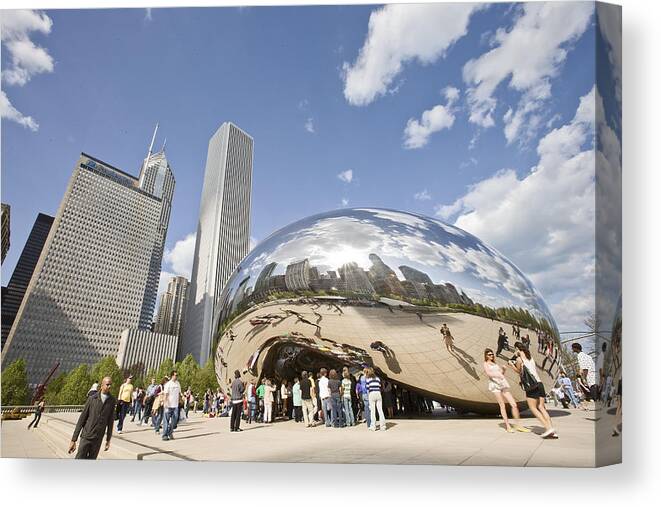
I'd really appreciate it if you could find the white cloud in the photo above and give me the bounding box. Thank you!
[145,8,153,22]
[463,2,593,143]
[403,86,459,149]
[250,236,258,250]
[437,87,598,331]
[163,233,196,278]
[1,10,54,87]
[157,270,176,300]
[342,3,482,106]
[414,189,431,201]
[337,169,353,183]
[341,198,349,207]
[304,117,315,133]
[0,90,38,131]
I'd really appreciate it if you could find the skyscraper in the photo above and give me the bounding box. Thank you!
[180,122,253,364]
[154,275,189,338]
[1,213,54,350]
[1,141,175,385]
[1,203,10,264]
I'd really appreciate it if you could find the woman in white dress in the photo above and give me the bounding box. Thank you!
[483,348,530,433]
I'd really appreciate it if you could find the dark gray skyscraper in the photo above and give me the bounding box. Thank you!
[180,122,253,364]
[154,275,189,338]
[1,213,54,350]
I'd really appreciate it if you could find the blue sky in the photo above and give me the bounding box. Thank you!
[1,3,622,334]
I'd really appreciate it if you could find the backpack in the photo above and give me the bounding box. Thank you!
[520,365,539,392]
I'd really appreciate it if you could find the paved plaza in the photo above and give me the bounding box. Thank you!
[1,406,620,466]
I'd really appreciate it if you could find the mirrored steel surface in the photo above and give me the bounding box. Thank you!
[213,208,560,413]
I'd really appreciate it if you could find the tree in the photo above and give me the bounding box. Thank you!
[90,356,123,399]
[191,359,218,398]
[44,371,68,405]
[176,354,200,391]
[58,364,92,405]
[1,358,30,405]
[157,357,175,381]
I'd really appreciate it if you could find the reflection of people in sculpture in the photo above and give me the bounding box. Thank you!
[440,323,454,352]
[370,340,388,353]
[496,328,509,356]
[483,348,529,434]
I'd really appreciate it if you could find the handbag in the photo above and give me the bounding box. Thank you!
[520,365,539,392]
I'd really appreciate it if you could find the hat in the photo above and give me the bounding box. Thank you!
[88,382,98,393]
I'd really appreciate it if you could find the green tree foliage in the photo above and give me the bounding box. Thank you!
[90,356,123,398]
[1,358,30,405]
[191,359,218,398]
[58,364,91,405]
[176,354,200,391]
[44,371,68,405]
[157,358,175,381]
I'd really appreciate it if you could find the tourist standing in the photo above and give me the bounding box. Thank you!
[356,372,371,427]
[116,375,134,434]
[292,377,303,422]
[509,342,557,438]
[572,343,598,402]
[131,388,144,422]
[440,323,454,352]
[299,370,315,427]
[365,367,386,431]
[318,368,331,427]
[256,379,266,422]
[280,381,290,420]
[483,348,530,433]
[246,380,256,424]
[230,370,245,432]
[27,399,45,429]
[341,370,355,426]
[184,387,192,418]
[263,379,276,423]
[328,369,342,428]
[162,371,181,441]
[69,376,115,459]
[558,371,580,408]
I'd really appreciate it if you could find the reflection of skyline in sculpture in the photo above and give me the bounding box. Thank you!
[213,208,560,413]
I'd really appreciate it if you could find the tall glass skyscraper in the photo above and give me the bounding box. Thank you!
[154,275,189,338]
[180,122,253,364]
[1,145,175,385]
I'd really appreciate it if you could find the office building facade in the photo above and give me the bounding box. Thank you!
[1,203,10,264]
[116,328,178,376]
[180,122,253,363]
[1,213,54,350]
[1,149,174,384]
[154,275,189,338]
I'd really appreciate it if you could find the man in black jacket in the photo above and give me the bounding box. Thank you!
[68,376,116,459]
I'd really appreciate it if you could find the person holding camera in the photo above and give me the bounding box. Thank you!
[483,348,529,433]
[508,342,557,439]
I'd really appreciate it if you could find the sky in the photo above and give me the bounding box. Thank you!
[0,3,622,335]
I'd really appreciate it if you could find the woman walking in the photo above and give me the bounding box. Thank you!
[364,367,387,431]
[483,348,530,433]
[440,323,455,352]
[27,399,45,429]
[509,342,557,438]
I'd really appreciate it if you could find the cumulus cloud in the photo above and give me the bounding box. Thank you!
[414,189,432,201]
[163,233,196,278]
[437,87,598,331]
[463,2,593,144]
[0,10,54,131]
[597,3,622,103]
[341,198,349,207]
[342,3,481,106]
[0,90,38,131]
[337,169,353,183]
[1,10,54,86]
[304,117,315,133]
[157,270,176,300]
[403,86,459,149]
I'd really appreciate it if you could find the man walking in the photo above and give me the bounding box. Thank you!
[140,377,158,426]
[116,375,134,434]
[162,370,181,441]
[318,368,331,427]
[69,376,116,459]
[230,370,245,432]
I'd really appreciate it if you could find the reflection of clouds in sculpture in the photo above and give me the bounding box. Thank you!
[221,208,556,327]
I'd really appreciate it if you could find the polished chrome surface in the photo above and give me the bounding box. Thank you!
[213,208,560,413]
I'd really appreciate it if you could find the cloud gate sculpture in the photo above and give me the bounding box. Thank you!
[213,208,560,414]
